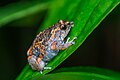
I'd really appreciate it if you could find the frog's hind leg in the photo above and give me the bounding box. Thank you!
[58,36,77,50]
[28,55,38,70]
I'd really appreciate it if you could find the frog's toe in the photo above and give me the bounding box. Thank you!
[40,71,43,74]
[66,37,70,43]
[44,66,52,70]
[70,37,77,43]
[73,36,77,40]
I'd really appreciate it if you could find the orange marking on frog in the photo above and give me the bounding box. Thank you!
[51,42,57,50]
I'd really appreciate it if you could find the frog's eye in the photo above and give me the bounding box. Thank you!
[59,20,64,24]
[61,25,67,30]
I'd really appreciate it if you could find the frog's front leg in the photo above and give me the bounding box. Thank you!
[58,37,77,50]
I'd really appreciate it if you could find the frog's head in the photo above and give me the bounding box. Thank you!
[58,20,74,38]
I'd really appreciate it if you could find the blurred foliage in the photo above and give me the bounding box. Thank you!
[0,1,50,27]
[30,67,120,80]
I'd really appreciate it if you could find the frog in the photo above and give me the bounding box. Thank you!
[27,20,77,74]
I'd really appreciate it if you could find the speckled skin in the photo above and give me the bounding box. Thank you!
[27,20,77,73]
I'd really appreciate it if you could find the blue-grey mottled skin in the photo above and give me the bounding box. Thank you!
[27,20,76,73]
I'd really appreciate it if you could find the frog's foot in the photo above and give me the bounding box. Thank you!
[65,36,77,47]
[40,71,43,74]
[40,67,51,74]
[58,36,77,50]
[44,66,52,70]
[66,37,77,45]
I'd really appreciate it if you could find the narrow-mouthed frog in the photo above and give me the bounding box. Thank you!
[27,20,77,74]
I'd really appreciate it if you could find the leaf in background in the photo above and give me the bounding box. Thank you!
[30,67,120,80]
[0,1,50,27]
[17,0,120,79]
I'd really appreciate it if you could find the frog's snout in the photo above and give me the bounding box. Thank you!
[70,21,74,27]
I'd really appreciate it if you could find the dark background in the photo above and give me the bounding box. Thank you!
[0,1,120,80]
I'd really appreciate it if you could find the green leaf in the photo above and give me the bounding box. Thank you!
[39,0,120,75]
[0,1,50,27]
[17,0,120,79]
[30,67,120,80]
